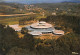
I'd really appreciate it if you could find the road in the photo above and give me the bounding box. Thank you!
[0,13,36,17]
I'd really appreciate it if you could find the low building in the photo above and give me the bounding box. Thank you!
[52,12,56,15]
[9,24,22,31]
[53,30,64,35]
[25,21,64,36]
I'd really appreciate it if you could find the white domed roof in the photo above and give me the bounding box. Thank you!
[39,21,46,24]
[30,21,52,28]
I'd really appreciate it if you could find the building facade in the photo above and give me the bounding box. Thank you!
[25,21,64,36]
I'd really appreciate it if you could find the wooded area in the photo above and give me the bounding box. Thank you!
[0,2,80,55]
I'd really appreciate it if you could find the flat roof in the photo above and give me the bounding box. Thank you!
[9,24,22,31]
[53,30,64,35]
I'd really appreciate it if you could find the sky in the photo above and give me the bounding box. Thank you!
[0,0,80,4]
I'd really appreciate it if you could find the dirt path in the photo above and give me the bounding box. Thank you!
[0,13,36,17]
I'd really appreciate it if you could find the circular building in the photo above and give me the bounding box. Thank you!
[26,21,55,35]
[30,21,52,29]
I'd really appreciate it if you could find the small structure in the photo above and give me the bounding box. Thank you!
[9,24,22,31]
[25,21,64,36]
[52,12,56,16]
[53,30,64,35]
[72,52,79,55]
[56,8,59,10]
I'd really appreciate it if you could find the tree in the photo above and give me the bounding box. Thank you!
[6,46,38,55]
[56,33,80,55]
[17,33,35,51]
[0,24,19,54]
[21,27,28,34]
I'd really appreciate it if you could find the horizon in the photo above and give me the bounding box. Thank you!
[0,0,80,4]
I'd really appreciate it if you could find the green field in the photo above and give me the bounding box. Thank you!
[0,14,46,25]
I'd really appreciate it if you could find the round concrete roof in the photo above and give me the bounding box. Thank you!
[30,21,52,29]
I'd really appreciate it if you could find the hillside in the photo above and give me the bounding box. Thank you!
[0,2,27,14]
[34,3,80,16]
[0,2,46,24]
[0,2,80,55]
